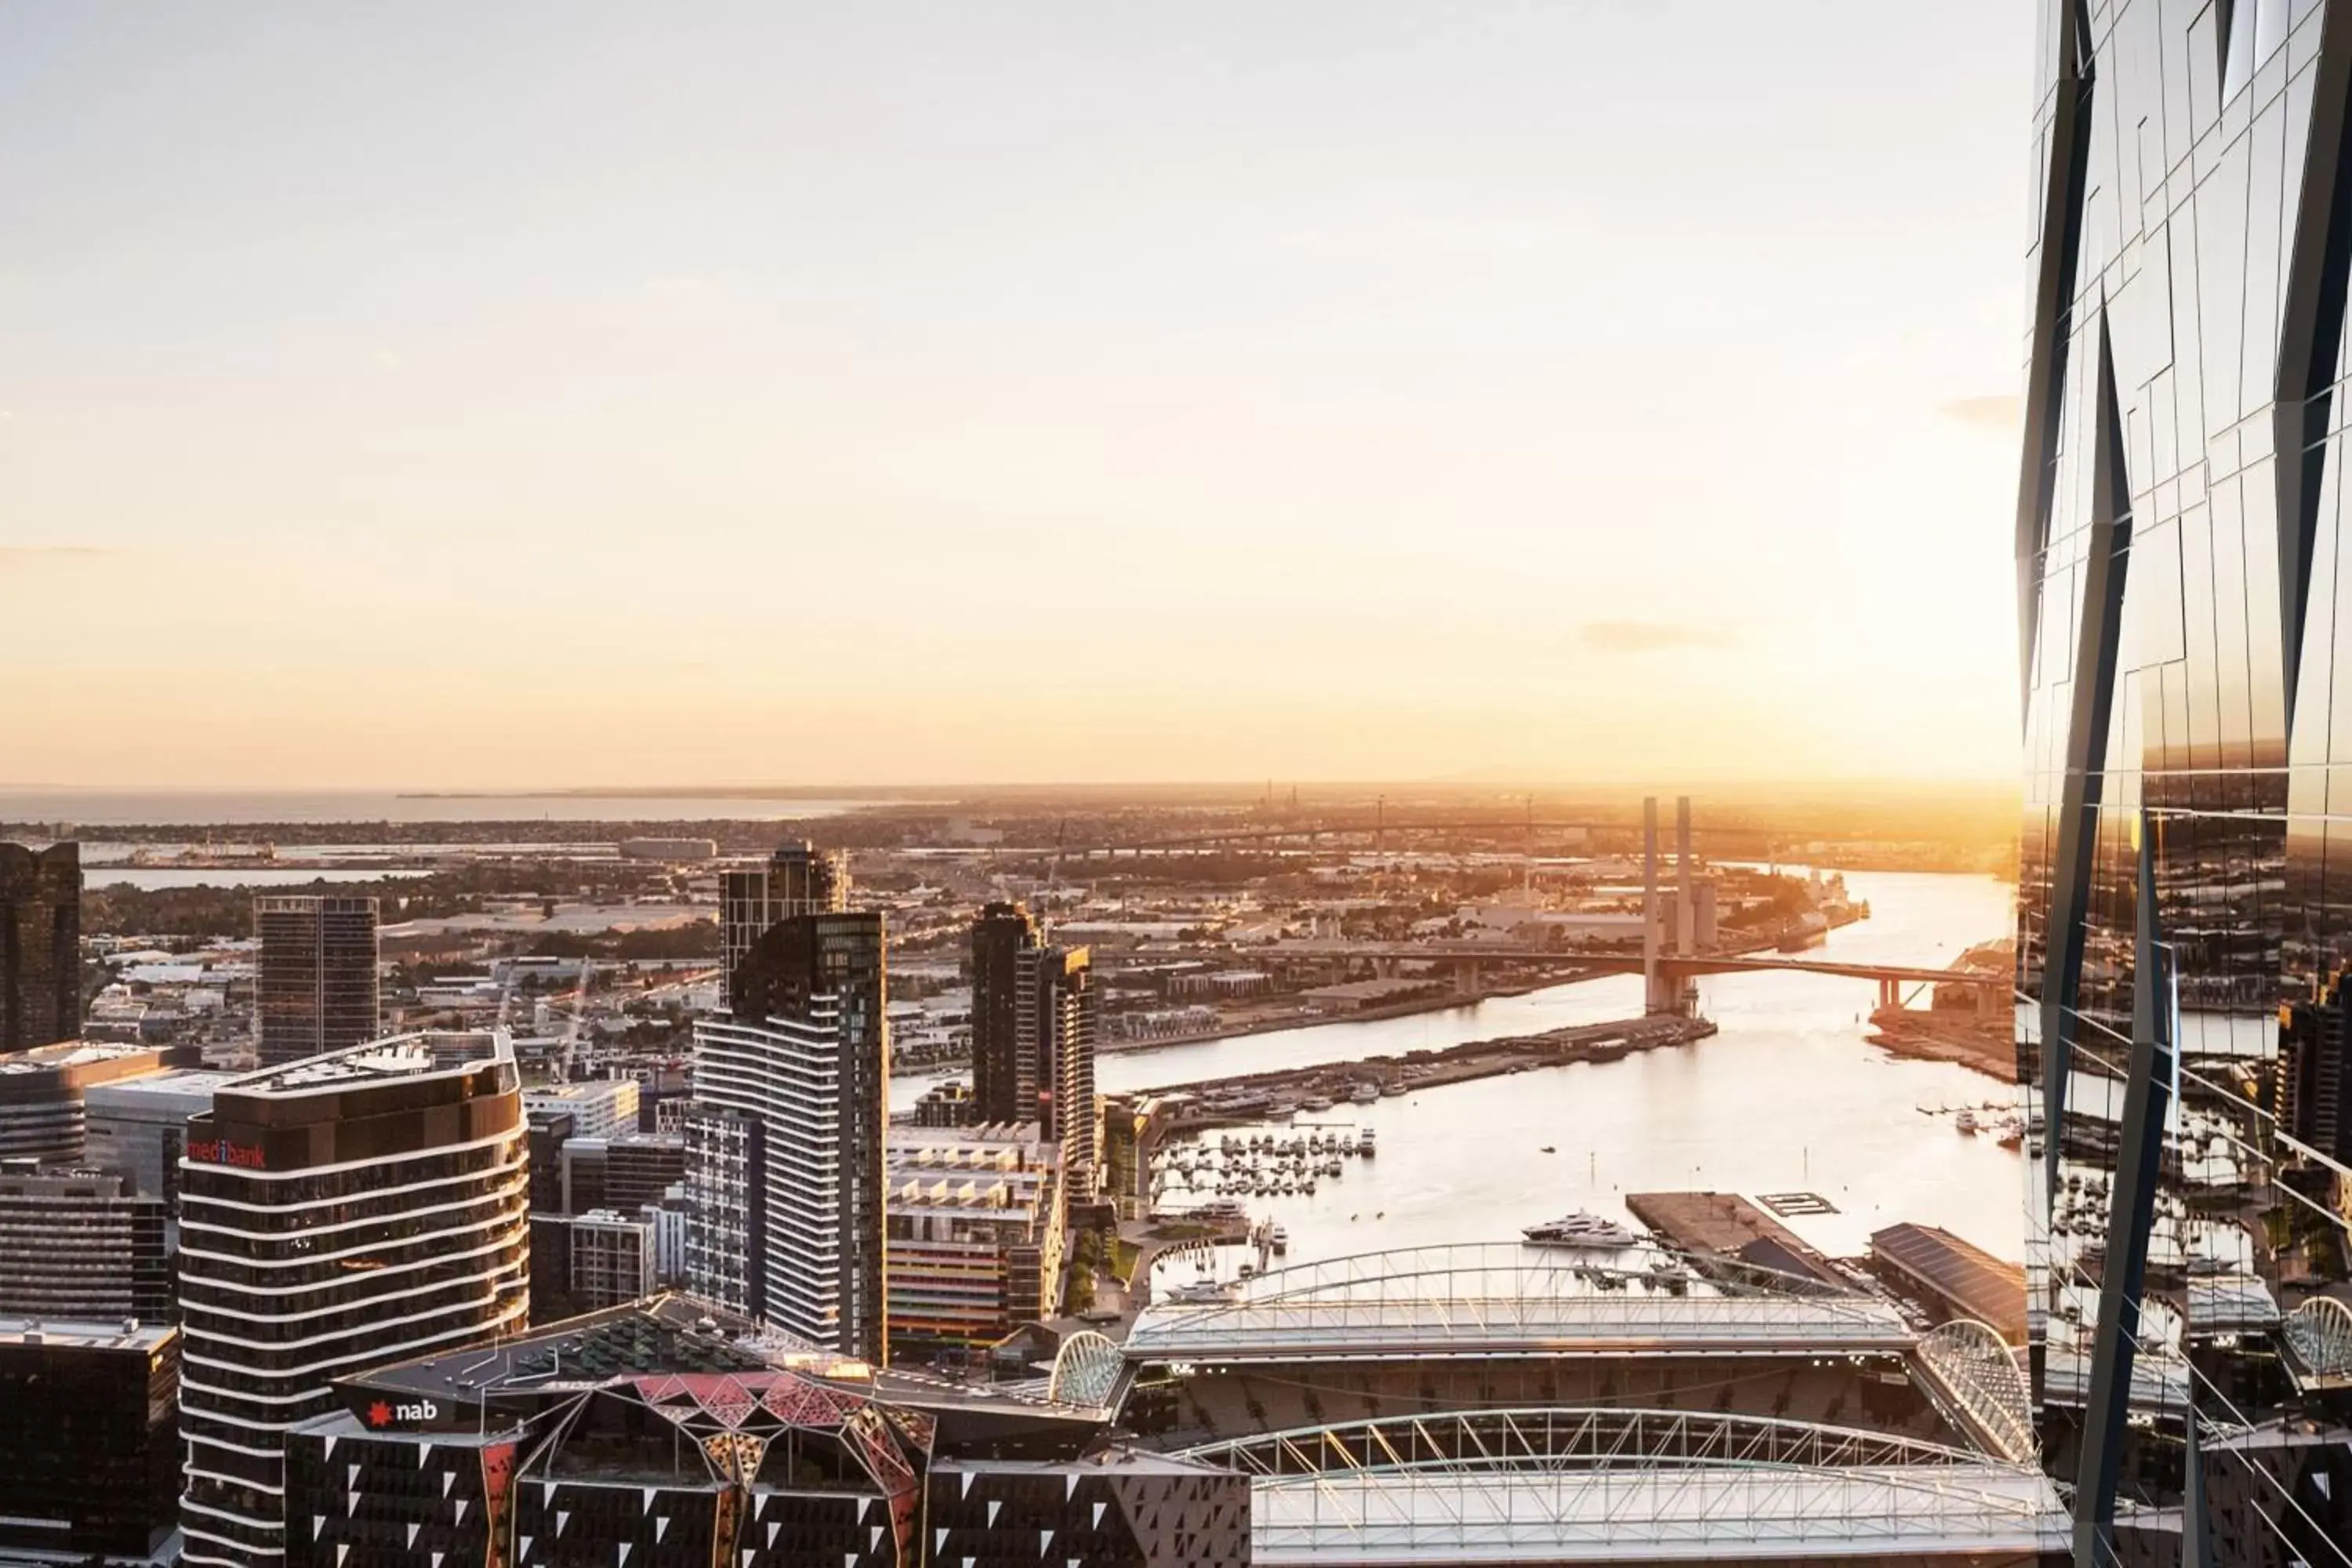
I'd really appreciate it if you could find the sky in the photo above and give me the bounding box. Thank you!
[0,2,2038,791]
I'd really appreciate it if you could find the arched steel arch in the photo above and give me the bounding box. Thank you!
[2283,1295,2352,1384]
[1045,1330,1125,1408]
[1182,1406,2069,1562]
[1915,1319,2036,1465]
[1196,1240,1856,1307]
[1174,1406,2001,1479]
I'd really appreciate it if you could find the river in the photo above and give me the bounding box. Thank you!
[0,789,903,827]
[82,867,441,891]
[898,869,2025,1269]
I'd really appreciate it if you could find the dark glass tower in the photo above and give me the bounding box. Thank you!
[2016,3,2352,1559]
[971,901,1037,1123]
[720,840,848,982]
[0,841,80,1052]
[253,895,380,1066]
[0,1321,181,1562]
[968,902,1098,1193]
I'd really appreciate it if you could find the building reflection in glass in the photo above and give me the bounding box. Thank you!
[2016,2,2352,1558]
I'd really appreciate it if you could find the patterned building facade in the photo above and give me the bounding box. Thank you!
[2015,1,2352,1558]
[281,1296,1246,1568]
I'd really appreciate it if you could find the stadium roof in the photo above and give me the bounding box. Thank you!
[1127,1242,1912,1363]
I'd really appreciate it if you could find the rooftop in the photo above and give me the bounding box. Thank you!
[227,1029,510,1097]
[1126,1242,1911,1363]
[0,1316,177,1352]
[522,1080,637,1102]
[83,1067,246,1104]
[0,1040,158,1077]
[1870,1222,2027,1343]
[356,1294,793,1403]
[346,1294,1111,1433]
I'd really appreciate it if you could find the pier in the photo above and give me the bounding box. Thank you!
[1623,1190,1851,1290]
[1145,1012,1719,1136]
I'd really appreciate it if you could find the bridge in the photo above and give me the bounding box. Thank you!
[1069,796,2001,1017]
[1227,941,2002,987]
[1098,938,2006,1010]
[1067,816,1771,857]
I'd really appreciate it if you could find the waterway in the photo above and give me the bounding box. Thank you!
[0,789,900,826]
[82,867,439,891]
[898,869,2026,1269]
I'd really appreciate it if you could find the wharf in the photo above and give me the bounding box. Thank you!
[1624,1190,1849,1290]
[1151,1013,1717,1134]
[1865,1007,2014,1081]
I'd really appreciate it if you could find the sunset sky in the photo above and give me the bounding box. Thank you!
[2,2,2034,790]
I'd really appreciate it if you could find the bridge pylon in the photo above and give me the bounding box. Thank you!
[1642,797,1662,1013]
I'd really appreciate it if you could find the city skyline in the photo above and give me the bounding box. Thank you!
[2,2,2034,789]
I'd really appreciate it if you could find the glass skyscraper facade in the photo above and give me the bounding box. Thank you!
[2016,2,2352,1559]
[253,895,381,1067]
[0,840,81,1052]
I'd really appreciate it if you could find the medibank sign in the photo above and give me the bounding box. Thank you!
[187,1138,267,1170]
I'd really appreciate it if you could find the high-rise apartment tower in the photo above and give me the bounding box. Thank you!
[687,909,887,1362]
[0,841,80,1052]
[971,901,1036,1123]
[175,1031,528,1568]
[252,895,379,1067]
[968,903,1097,1193]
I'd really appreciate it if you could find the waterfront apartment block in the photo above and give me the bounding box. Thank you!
[687,909,887,1361]
[1022,942,1098,1196]
[2016,2,2352,1555]
[0,1166,172,1322]
[886,1121,1065,1351]
[252,895,379,1066]
[971,900,1037,1123]
[971,902,1099,1196]
[0,840,80,1053]
[176,1031,530,1568]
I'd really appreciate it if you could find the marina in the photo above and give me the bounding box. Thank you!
[908,869,2025,1272]
[1147,1123,1378,1207]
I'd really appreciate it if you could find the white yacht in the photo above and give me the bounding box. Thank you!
[1523,1210,1639,1248]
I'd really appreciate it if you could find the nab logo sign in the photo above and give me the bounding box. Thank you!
[365,1399,440,1429]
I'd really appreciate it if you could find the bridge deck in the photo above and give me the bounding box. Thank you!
[1105,942,2005,986]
